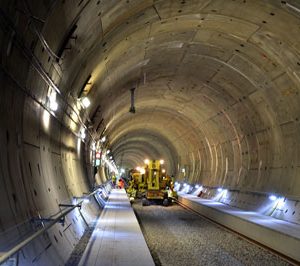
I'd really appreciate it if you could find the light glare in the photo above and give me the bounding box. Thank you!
[269,195,277,201]
[81,97,91,108]
[42,110,50,130]
[49,90,58,111]
[83,198,90,203]
[49,100,58,111]
[277,197,285,208]
[91,142,96,151]
[80,128,86,139]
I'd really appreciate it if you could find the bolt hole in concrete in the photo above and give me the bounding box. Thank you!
[133,200,293,266]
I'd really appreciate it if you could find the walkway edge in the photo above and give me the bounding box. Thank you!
[178,195,300,263]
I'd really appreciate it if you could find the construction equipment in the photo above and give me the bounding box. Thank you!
[126,169,147,200]
[126,159,177,206]
[142,159,177,206]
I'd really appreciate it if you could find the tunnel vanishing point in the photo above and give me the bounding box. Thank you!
[1,0,300,265]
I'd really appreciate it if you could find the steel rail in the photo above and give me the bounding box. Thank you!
[171,197,299,266]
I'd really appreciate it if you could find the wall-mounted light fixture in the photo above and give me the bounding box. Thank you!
[81,97,91,108]
[269,195,277,201]
[49,90,58,111]
[91,142,96,151]
[80,128,86,139]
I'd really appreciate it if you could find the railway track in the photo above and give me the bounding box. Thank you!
[172,198,298,266]
[133,199,295,266]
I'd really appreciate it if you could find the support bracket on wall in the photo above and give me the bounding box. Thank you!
[31,217,65,227]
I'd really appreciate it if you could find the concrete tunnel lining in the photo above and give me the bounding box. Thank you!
[1,0,300,264]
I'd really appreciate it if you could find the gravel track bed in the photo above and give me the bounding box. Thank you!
[133,201,293,266]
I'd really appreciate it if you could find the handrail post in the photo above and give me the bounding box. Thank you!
[0,184,108,265]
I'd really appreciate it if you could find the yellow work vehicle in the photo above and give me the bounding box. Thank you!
[126,169,147,200]
[142,159,177,206]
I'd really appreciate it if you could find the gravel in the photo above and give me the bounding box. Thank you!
[133,201,293,266]
[65,219,98,266]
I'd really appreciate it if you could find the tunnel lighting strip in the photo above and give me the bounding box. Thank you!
[0,10,95,142]
[0,185,105,265]
[176,183,289,204]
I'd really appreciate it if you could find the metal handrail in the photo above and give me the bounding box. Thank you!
[0,187,103,264]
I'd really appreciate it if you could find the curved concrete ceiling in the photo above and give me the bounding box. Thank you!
[37,0,300,195]
[1,0,299,194]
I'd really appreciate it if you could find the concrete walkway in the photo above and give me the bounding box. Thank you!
[79,189,154,266]
[178,193,300,263]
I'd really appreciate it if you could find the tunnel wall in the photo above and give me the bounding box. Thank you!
[0,1,105,264]
[0,63,100,265]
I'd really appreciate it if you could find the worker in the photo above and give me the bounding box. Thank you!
[118,178,125,189]
[171,175,175,184]
[165,175,171,189]
[112,174,117,188]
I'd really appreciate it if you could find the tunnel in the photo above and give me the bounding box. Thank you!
[1,0,300,265]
